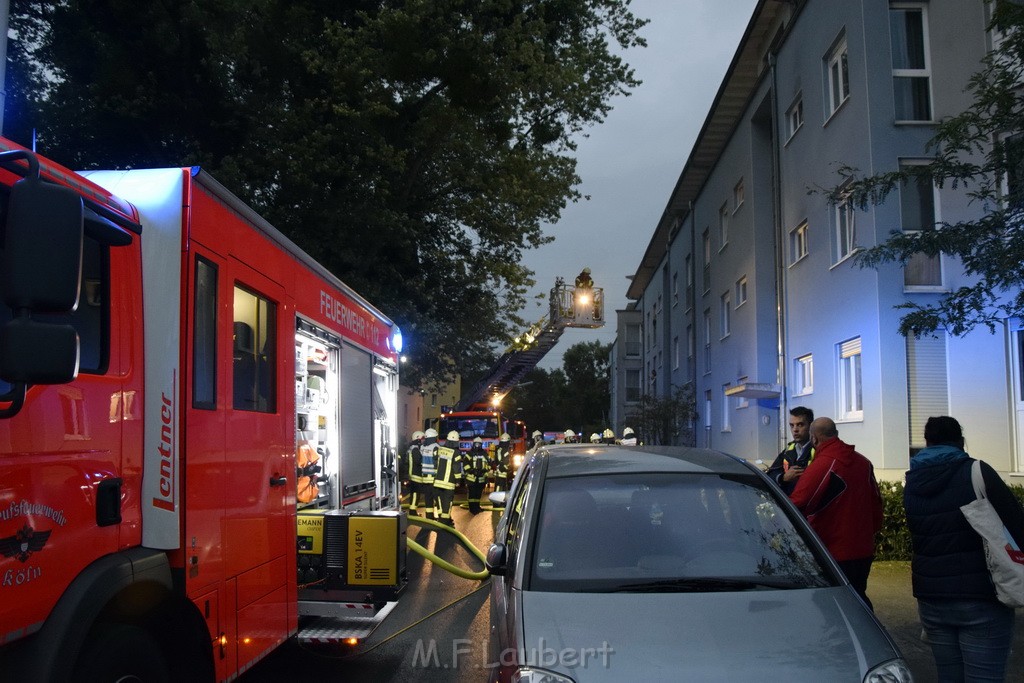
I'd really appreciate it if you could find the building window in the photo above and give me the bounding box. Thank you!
[702,230,711,293]
[703,309,712,373]
[891,4,932,121]
[834,194,856,262]
[735,375,749,409]
[672,271,679,307]
[720,290,731,338]
[794,354,814,395]
[626,369,641,403]
[786,95,804,140]
[790,221,809,264]
[652,297,660,345]
[685,254,694,306]
[673,336,680,370]
[900,161,942,287]
[838,337,863,421]
[625,323,641,358]
[719,203,730,249]
[826,35,850,117]
[722,384,732,432]
[687,324,694,360]
[736,276,748,306]
[734,179,745,211]
[704,390,712,429]
[1003,132,1024,213]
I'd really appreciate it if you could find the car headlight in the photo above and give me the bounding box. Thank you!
[864,659,912,682]
[511,667,576,683]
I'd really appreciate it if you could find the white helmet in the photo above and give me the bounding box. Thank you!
[532,430,542,439]
[412,430,424,440]
[602,428,614,439]
[473,437,483,444]
[447,430,460,441]
[623,427,635,438]
[564,429,576,438]
[425,428,438,438]
[590,433,600,443]
[500,432,510,442]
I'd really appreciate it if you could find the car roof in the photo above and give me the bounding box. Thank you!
[534,443,755,479]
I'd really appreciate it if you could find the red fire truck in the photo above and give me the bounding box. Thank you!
[0,139,407,681]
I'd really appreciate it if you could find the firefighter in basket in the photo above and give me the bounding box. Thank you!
[575,267,593,290]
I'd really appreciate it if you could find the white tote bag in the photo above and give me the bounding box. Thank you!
[960,460,1024,608]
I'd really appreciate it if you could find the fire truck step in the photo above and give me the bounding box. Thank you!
[295,601,398,643]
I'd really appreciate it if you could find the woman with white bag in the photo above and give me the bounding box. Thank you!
[904,415,1024,682]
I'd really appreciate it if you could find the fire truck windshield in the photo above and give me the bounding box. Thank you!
[440,417,499,439]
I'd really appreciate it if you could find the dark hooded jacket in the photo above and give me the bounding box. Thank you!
[904,446,1024,601]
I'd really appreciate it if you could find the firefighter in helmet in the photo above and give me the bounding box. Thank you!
[601,428,615,444]
[494,432,512,492]
[403,430,425,510]
[529,429,544,450]
[432,430,463,527]
[464,437,490,513]
[589,432,600,444]
[575,267,593,290]
[621,427,637,446]
[563,429,577,444]
[416,428,440,518]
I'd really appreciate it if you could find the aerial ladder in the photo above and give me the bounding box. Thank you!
[455,275,605,412]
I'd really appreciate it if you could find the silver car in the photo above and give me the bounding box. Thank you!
[485,444,911,682]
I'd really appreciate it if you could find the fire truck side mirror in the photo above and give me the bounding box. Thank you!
[0,317,79,384]
[2,174,84,312]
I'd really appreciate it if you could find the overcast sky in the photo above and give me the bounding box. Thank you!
[525,0,759,369]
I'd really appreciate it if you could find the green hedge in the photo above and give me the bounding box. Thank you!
[875,481,1024,561]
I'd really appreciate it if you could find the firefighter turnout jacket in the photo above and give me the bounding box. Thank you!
[464,445,490,484]
[419,438,438,485]
[433,442,460,490]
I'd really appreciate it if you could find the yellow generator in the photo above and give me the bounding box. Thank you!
[297,509,407,603]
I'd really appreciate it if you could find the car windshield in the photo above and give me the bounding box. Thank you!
[527,472,832,593]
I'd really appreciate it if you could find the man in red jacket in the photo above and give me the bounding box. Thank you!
[790,417,884,609]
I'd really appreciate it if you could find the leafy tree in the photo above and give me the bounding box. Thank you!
[5,0,646,387]
[560,340,612,434]
[502,366,568,435]
[628,383,698,446]
[501,340,611,435]
[830,2,1024,337]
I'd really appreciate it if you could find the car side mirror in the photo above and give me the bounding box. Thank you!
[488,491,507,508]
[486,543,508,576]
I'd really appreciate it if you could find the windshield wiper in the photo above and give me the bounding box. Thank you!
[605,577,801,593]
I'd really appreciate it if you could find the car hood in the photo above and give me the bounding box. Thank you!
[518,587,900,682]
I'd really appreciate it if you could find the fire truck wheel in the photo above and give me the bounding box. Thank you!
[73,622,170,683]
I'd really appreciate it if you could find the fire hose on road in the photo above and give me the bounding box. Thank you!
[405,514,491,580]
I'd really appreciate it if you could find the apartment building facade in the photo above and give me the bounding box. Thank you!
[614,0,1023,480]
